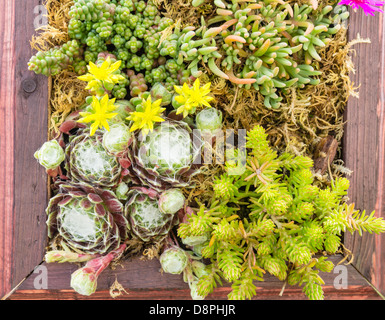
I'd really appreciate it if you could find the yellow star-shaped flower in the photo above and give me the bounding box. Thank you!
[78,57,125,93]
[78,95,118,136]
[174,78,214,118]
[126,96,165,136]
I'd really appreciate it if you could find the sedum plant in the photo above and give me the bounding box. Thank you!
[177,125,385,300]
[28,0,194,98]
[159,0,349,108]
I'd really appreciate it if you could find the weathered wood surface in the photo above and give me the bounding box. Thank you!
[6,255,381,300]
[0,0,49,299]
[344,11,385,296]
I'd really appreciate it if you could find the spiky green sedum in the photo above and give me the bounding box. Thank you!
[178,125,385,300]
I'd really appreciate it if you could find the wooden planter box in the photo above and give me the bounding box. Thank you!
[1,0,384,300]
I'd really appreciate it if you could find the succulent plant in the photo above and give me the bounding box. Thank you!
[158,188,186,215]
[112,99,135,121]
[45,249,100,264]
[46,181,129,254]
[178,125,385,300]
[181,233,210,248]
[127,69,148,97]
[157,0,349,108]
[159,245,189,274]
[150,83,173,106]
[64,128,127,188]
[70,244,126,296]
[28,40,82,76]
[124,187,179,242]
[196,108,223,137]
[102,122,133,155]
[127,119,202,191]
[34,140,66,176]
[29,0,189,97]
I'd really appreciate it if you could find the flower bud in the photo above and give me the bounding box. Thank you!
[196,108,222,136]
[159,246,188,274]
[34,140,65,170]
[150,83,173,106]
[102,122,132,154]
[158,189,185,215]
[70,267,98,296]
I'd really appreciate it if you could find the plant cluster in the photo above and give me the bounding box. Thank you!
[177,126,385,300]
[28,0,195,98]
[158,0,349,108]
[33,53,219,295]
[30,0,385,301]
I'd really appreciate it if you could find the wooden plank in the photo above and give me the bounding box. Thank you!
[0,0,50,298]
[344,11,385,295]
[0,0,16,300]
[7,255,381,300]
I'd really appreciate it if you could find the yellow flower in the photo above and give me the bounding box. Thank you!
[126,96,165,136]
[78,57,125,93]
[78,95,118,136]
[174,78,214,118]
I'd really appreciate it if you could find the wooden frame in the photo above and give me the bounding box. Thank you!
[1,0,384,300]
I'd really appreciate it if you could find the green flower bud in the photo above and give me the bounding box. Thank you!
[159,246,188,274]
[191,260,210,279]
[196,108,223,134]
[70,267,98,296]
[150,83,173,106]
[102,122,132,154]
[116,182,129,200]
[158,189,185,214]
[182,233,210,247]
[34,140,65,170]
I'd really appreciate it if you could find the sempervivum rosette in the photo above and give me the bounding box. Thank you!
[127,119,201,191]
[64,128,130,188]
[124,187,181,243]
[46,181,129,254]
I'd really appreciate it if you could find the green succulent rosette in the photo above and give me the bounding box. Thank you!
[159,245,189,275]
[34,140,65,171]
[124,187,179,243]
[64,128,126,188]
[127,119,202,191]
[46,181,129,254]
